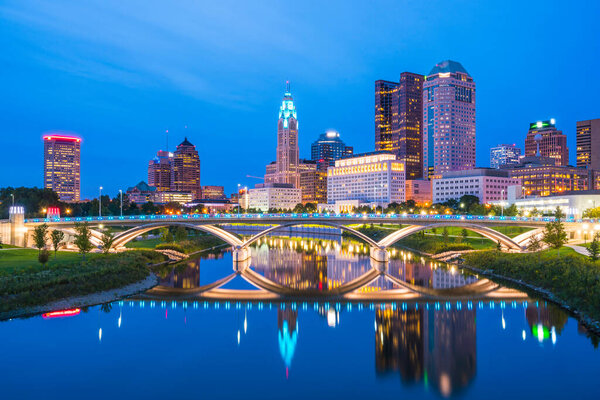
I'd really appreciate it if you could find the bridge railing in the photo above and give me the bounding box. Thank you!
[23,212,591,224]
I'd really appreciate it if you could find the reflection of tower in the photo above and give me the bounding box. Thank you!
[375,307,424,383]
[525,303,567,343]
[278,309,298,377]
[423,308,477,397]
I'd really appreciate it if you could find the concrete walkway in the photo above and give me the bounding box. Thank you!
[566,243,590,256]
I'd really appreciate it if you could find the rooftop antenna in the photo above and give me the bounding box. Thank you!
[286,80,290,93]
[166,129,169,152]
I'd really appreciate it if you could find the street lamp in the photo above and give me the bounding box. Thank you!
[237,184,241,216]
[10,193,15,206]
[501,189,505,217]
[99,186,103,217]
[119,189,123,217]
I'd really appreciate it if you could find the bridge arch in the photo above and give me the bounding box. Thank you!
[112,222,243,248]
[241,222,380,248]
[56,227,104,247]
[376,223,523,251]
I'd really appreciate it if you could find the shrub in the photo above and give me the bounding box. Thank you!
[155,243,185,253]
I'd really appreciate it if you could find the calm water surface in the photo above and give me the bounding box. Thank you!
[0,237,598,399]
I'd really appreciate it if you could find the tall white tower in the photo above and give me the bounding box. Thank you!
[275,81,300,187]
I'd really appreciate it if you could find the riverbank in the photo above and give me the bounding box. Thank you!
[0,273,158,320]
[462,250,600,335]
[0,250,167,317]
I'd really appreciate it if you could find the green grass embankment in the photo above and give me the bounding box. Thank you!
[464,250,600,325]
[0,250,166,314]
[347,224,500,254]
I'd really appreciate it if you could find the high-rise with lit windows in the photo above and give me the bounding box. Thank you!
[423,60,476,176]
[267,81,300,187]
[490,144,521,169]
[310,130,353,170]
[375,73,424,179]
[148,150,173,191]
[43,134,81,202]
[524,119,568,166]
[576,118,600,169]
[171,137,201,199]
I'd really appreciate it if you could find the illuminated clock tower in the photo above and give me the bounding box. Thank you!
[275,81,300,187]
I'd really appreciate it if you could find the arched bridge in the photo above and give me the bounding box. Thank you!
[4,212,588,262]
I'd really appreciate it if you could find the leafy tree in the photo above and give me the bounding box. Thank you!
[442,227,449,243]
[542,207,568,256]
[583,207,600,219]
[100,231,115,254]
[38,249,50,267]
[74,222,94,261]
[304,202,317,212]
[160,227,174,243]
[50,230,65,259]
[32,223,48,255]
[528,234,542,261]
[496,240,502,251]
[461,228,469,242]
[175,226,187,242]
[588,233,600,262]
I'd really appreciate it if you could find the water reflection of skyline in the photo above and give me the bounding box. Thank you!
[375,306,477,397]
[249,238,478,292]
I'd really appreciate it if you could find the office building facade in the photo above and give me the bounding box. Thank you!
[201,185,226,200]
[148,150,173,191]
[432,168,520,204]
[171,137,201,200]
[524,119,568,166]
[310,130,353,170]
[423,60,476,176]
[327,152,406,206]
[576,118,600,169]
[43,134,81,202]
[490,144,521,169]
[248,183,302,212]
[375,73,424,179]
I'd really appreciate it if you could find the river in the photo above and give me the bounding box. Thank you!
[0,237,598,399]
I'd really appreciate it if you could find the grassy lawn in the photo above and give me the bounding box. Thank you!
[490,226,535,238]
[125,238,163,249]
[0,249,101,275]
[0,249,166,314]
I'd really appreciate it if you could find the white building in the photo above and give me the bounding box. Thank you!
[494,191,600,218]
[248,183,302,212]
[432,168,521,204]
[327,152,406,207]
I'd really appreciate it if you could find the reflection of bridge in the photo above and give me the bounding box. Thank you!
[134,258,528,302]
[3,211,587,261]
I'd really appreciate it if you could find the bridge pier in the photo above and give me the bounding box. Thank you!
[232,246,251,263]
[370,246,389,263]
[2,206,27,247]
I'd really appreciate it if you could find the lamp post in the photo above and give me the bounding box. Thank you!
[99,186,103,217]
[10,193,14,206]
[237,184,241,216]
[119,189,123,217]
[501,189,505,217]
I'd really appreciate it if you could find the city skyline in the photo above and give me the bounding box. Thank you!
[1,2,599,198]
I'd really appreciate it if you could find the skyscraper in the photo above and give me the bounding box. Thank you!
[395,72,424,179]
[423,60,476,176]
[272,81,300,187]
[524,119,568,166]
[148,150,173,191]
[375,80,398,153]
[576,118,600,169]
[43,134,81,202]
[490,144,522,169]
[310,130,353,170]
[375,73,424,179]
[171,137,201,199]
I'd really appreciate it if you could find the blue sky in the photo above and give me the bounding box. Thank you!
[1,0,599,199]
